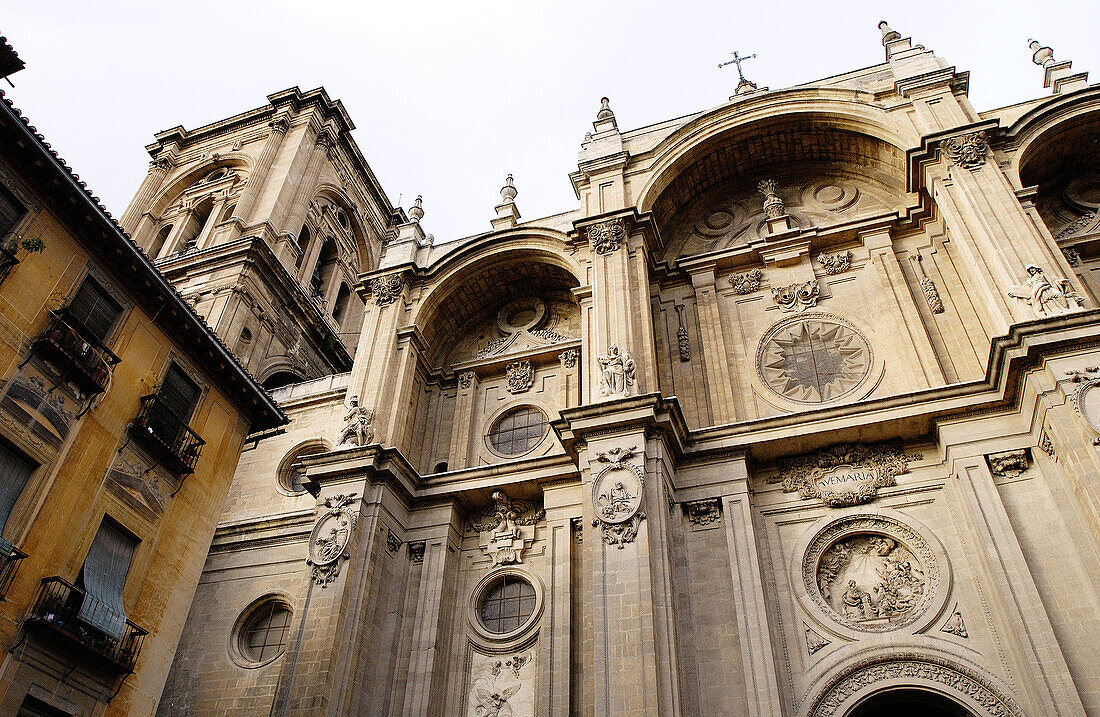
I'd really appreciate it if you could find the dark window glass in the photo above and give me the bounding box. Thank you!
[487,407,548,457]
[0,442,33,540]
[479,575,536,633]
[67,277,122,344]
[18,695,72,717]
[158,364,201,422]
[0,183,25,238]
[241,602,292,662]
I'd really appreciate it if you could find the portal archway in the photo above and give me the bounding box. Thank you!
[847,687,974,717]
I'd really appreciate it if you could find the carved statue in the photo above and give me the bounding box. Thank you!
[1008,264,1084,317]
[842,580,875,621]
[597,343,637,398]
[337,396,374,448]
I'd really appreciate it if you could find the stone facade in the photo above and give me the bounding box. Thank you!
[158,24,1100,717]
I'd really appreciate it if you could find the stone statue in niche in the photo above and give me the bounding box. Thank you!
[468,490,544,566]
[816,534,926,627]
[1008,264,1084,317]
[337,396,374,448]
[597,343,637,398]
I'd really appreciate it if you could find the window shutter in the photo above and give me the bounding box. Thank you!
[0,443,33,553]
[67,278,122,344]
[0,184,25,238]
[158,364,201,422]
[77,520,136,640]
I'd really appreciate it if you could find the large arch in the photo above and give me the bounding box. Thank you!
[147,155,253,219]
[311,182,377,273]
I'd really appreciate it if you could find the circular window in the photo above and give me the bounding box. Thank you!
[276,442,329,496]
[487,406,548,457]
[235,599,292,666]
[478,574,536,634]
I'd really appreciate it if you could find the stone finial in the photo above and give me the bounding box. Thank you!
[1029,39,1054,67]
[879,20,901,45]
[408,195,424,222]
[757,178,785,218]
[596,97,614,120]
[500,174,517,204]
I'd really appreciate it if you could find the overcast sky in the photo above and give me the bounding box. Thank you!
[4,1,1097,243]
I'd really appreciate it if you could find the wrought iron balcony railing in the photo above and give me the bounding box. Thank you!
[0,545,26,600]
[31,310,120,396]
[130,394,205,474]
[25,576,147,674]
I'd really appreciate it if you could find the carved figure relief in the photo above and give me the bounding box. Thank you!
[685,498,721,526]
[942,131,989,169]
[817,250,852,275]
[1008,264,1084,317]
[370,275,403,306]
[758,314,873,405]
[306,493,358,587]
[941,604,969,638]
[468,490,545,566]
[986,449,1028,478]
[587,218,626,255]
[505,361,534,394]
[775,439,918,507]
[805,624,830,655]
[467,651,535,717]
[591,446,645,548]
[803,515,941,633]
[596,344,637,398]
[336,396,374,448]
[730,268,765,294]
[771,280,820,312]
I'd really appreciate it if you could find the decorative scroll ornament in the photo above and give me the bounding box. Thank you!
[730,268,765,294]
[772,280,820,312]
[337,396,374,448]
[942,131,989,170]
[408,540,425,563]
[370,275,403,306]
[1038,429,1055,459]
[588,219,626,255]
[307,493,359,587]
[386,530,401,555]
[817,250,852,275]
[1063,247,1081,266]
[757,178,785,218]
[506,361,534,394]
[685,498,720,526]
[986,449,1028,478]
[674,304,691,362]
[775,440,919,507]
[805,624,830,655]
[459,370,475,389]
[1055,212,1096,241]
[597,343,637,398]
[920,277,945,314]
[591,446,646,548]
[941,604,969,638]
[468,490,545,566]
[558,349,578,368]
[1007,264,1085,317]
[1068,367,1100,445]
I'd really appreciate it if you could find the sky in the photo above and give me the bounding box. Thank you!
[3,1,1098,244]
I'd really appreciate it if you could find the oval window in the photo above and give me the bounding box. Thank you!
[487,406,548,457]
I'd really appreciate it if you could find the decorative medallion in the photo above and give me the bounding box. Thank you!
[803,514,940,633]
[775,439,918,507]
[986,449,1028,478]
[942,131,989,170]
[685,498,721,526]
[590,445,646,548]
[588,219,626,255]
[817,250,852,275]
[496,296,546,334]
[306,493,359,587]
[1008,264,1084,317]
[468,490,545,566]
[772,280,820,312]
[596,343,637,399]
[505,361,534,394]
[1069,369,1100,445]
[370,275,404,306]
[757,314,873,405]
[730,268,764,294]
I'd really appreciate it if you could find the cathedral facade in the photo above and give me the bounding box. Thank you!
[140,24,1100,716]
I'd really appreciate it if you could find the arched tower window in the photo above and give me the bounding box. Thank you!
[178,196,214,252]
[332,283,351,323]
[295,225,312,270]
[149,224,172,259]
[310,239,337,298]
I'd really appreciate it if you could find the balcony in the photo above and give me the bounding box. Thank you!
[24,577,147,674]
[130,394,205,474]
[31,310,120,396]
[0,545,26,600]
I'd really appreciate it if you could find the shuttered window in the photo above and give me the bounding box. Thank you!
[77,520,137,640]
[0,183,24,238]
[66,277,122,344]
[0,442,33,552]
[158,364,201,423]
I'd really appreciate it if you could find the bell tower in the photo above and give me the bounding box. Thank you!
[119,87,400,388]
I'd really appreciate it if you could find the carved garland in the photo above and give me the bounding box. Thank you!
[370,275,404,306]
[587,219,626,255]
[730,268,764,294]
[817,250,852,275]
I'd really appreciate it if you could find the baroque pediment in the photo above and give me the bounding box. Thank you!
[445,295,580,366]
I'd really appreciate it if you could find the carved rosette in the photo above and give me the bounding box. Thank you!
[587,219,626,255]
[775,440,919,507]
[771,280,820,312]
[802,514,942,634]
[730,268,765,294]
[506,361,534,394]
[590,446,646,548]
[306,493,359,587]
[942,131,989,170]
[370,275,404,306]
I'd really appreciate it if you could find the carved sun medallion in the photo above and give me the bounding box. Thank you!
[758,314,872,404]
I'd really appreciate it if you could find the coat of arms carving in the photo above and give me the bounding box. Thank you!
[468,490,545,566]
[775,440,919,507]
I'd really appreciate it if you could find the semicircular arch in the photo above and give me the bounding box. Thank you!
[149,156,253,218]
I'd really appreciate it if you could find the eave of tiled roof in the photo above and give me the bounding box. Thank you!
[0,90,287,430]
[0,36,25,80]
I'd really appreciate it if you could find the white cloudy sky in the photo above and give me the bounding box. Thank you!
[3,1,1097,243]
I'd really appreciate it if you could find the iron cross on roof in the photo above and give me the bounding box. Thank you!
[718,50,757,82]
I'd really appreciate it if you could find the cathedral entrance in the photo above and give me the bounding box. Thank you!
[847,687,975,717]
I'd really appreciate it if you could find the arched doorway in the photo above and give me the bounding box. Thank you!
[848,688,975,717]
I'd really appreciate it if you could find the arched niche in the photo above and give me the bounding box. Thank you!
[310,184,377,274]
[646,115,907,262]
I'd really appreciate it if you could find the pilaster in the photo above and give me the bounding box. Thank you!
[688,266,739,424]
[121,155,173,238]
[227,114,291,241]
[448,371,479,470]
